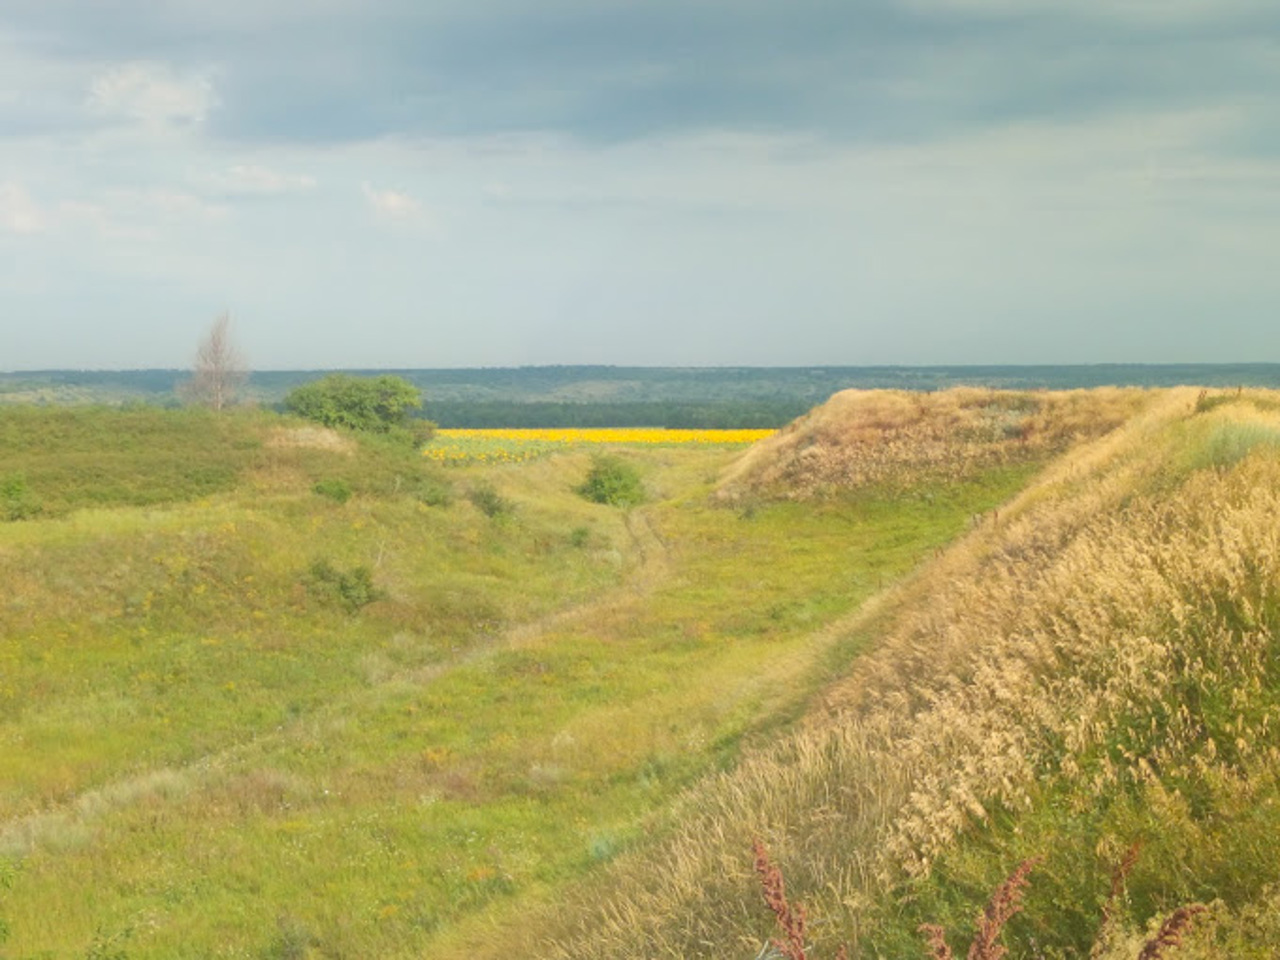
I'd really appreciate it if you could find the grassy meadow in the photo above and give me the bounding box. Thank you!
[0,402,1037,958]
[7,386,1278,960]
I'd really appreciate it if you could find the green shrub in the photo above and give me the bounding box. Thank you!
[283,374,426,441]
[413,475,454,508]
[467,483,514,518]
[265,915,318,960]
[305,559,383,613]
[405,419,438,447]
[576,455,645,507]
[312,478,352,503]
[0,858,11,948]
[84,924,132,960]
[0,474,41,521]
[568,525,592,548]
[1197,422,1280,470]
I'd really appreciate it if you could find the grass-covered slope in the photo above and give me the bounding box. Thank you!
[0,404,1048,958]
[532,389,1280,959]
[718,386,1149,501]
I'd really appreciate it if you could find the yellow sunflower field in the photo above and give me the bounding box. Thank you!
[422,427,775,465]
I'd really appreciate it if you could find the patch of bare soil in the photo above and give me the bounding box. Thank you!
[266,426,355,455]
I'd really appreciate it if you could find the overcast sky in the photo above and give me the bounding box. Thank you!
[2,0,1280,369]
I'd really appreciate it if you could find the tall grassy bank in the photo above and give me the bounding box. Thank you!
[533,389,1280,959]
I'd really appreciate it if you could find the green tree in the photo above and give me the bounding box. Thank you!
[283,374,433,442]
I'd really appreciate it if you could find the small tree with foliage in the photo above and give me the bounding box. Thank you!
[283,374,433,444]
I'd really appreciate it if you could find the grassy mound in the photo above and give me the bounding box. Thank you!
[718,386,1151,502]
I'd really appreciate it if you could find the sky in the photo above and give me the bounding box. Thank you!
[2,0,1280,370]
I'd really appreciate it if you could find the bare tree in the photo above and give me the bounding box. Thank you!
[185,312,248,411]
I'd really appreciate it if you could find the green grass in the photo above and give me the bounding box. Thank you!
[0,407,1044,958]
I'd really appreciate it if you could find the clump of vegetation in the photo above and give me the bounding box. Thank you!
[305,559,383,613]
[84,924,133,960]
[0,473,41,521]
[0,859,12,949]
[576,454,645,507]
[311,478,352,503]
[283,374,435,447]
[266,915,318,960]
[466,482,515,518]
[413,474,454,507]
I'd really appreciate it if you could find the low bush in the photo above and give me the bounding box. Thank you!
[467,483,514,518]
[312,478,352,503]
[576,455,645,507]
[413,475,454,508]
[0,474,41,521]
[305,559,383,613]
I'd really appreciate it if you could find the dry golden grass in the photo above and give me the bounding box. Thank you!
[526,388,1280,959]
[718,386,1151,501]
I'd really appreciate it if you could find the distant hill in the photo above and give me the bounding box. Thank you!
[4,365,1280,427]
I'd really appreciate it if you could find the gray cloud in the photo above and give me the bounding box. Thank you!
[9,0,1274,148]
[0,0,1277,155]
[2,1,1280,368]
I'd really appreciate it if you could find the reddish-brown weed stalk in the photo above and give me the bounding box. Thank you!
[968,858,1040,960]
[752,839,849,960]
[1136,904,1208,960]
[916,858,1040,960]
[1091,842,1143,960]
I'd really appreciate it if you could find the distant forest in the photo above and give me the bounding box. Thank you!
[4,364,1280,427]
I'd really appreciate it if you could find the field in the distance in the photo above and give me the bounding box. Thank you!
[423,427,774,464]
[0,403,1045,958]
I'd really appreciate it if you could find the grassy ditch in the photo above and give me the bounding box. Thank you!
[0,404,1040,958]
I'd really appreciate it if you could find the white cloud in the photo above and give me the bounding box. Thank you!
[114,188,229,222]
[205,164,318,195]
[0,183,47,234]
[86,62,217,128]
[361,182,422,219]
[54,188,230,242]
